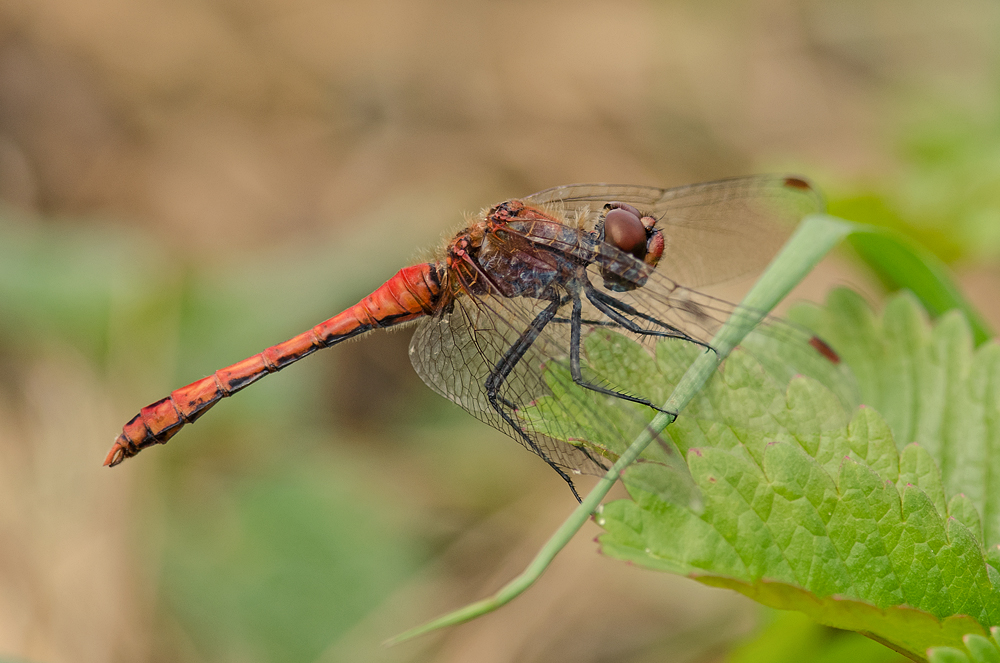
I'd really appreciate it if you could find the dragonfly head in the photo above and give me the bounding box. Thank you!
[599,202,664,291]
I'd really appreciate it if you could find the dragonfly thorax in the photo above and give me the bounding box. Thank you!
[443,199,588,300]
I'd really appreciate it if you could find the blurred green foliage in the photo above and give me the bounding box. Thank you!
[829,102,1000,264]
[158,461,429,663]
[728,612,907,663]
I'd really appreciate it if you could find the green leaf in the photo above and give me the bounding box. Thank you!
[844,225,993,346]
[929,648,972,663]
[573,291,1000,660]
[791,290,1000,546]
[928,632,1000,663]
[962,633,1000,663]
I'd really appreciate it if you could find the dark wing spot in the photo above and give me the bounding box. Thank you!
[809,336,840,364]
[783,176,813,191]
[676,297,710,323]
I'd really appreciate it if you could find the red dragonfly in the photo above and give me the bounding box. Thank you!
[105,176,826,500]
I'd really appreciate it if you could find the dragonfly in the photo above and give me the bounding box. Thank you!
[105,175,833,501]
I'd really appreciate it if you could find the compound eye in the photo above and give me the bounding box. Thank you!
[604,207,647,259]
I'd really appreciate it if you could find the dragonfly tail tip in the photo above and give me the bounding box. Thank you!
[103,441,127,467]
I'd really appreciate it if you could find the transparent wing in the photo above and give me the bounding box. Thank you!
[409,290,614,477]
[522,175,823,288]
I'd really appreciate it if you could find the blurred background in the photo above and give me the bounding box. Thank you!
[0,0,998,661]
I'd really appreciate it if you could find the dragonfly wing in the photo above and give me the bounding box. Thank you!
[523,183,669,208]
[522,175,823,287]
[498,215,860,410]
[409,291,612,476]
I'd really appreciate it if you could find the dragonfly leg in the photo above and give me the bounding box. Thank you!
[485,293,585,502]
[587,287,716,353]
[568,294,677,416]
[548,296,613,329]
[551,316,619,328]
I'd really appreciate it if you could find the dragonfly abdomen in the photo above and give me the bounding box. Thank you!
[105,263,445,467]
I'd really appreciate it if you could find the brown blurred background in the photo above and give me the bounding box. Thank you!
[0,0,998,661]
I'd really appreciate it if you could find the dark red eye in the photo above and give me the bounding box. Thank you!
[604,207,646,259]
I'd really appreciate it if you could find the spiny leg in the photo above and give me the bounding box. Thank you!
[484,292,584,502]
[568,292,677,416]
[589,287,688,335]
[496,297,586,410]
[551,316,619,328]
[586,286,716,353]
